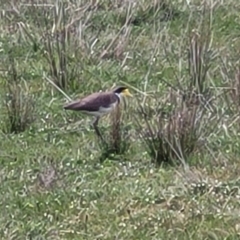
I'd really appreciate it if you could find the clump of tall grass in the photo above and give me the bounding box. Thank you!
[2,53,35,134]
[135,8,217,166]
[99,101,130,162]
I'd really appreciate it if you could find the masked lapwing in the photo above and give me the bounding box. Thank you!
[64,86,133,139]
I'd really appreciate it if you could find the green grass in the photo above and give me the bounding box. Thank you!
[1,0,240,239]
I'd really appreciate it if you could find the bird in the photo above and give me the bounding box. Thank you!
[63,86,133,140]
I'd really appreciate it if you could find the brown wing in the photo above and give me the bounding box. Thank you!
[64,92,119,112]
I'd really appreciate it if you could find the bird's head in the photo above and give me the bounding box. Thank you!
[113,86,133,99]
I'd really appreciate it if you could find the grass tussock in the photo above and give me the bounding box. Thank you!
[2,54,35,134]
[136,90,207,166]
[135,18,216,166]
[41,3,70,90]
[99,103,130,162]
[18,2,93,92]
[184,17,216,107]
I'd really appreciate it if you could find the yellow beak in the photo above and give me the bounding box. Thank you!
[123,88,133,97]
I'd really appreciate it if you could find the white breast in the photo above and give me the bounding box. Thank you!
[99,102,118,115]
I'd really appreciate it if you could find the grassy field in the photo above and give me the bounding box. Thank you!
[1,0,240,239]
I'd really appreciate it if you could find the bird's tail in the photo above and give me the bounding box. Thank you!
[64,100,82,110]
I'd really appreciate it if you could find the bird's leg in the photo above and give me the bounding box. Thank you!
[92,117,104,142]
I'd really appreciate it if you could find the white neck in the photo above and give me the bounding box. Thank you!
[115,93,123,103]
